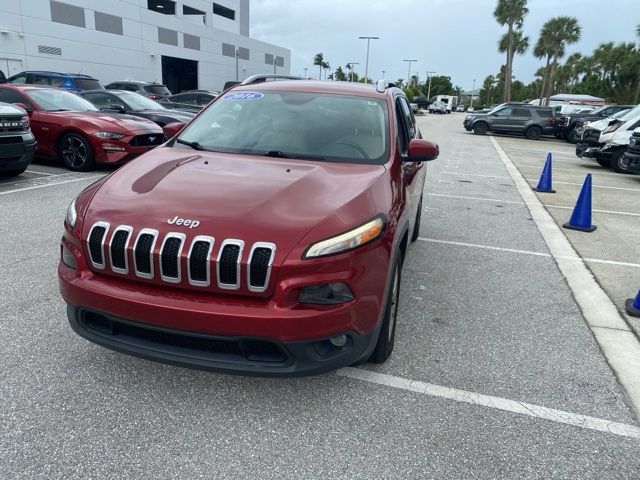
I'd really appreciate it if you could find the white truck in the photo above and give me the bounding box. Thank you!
[436,95,459,113]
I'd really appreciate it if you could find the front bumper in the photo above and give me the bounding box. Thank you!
[0,136,36,171]
[66,305,379,376]
[623,149,640,174]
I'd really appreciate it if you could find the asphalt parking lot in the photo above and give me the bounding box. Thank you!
[2,114,640,478]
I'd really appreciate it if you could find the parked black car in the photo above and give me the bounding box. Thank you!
[622,129,640,174]
[0,102,36,176]
[412,96,430,109]
[79,90,195,127]
[464,105,555,140]
[158,90,218,113]
[104,81,172,100]
[7,71,102,92]
[557,104,633,143]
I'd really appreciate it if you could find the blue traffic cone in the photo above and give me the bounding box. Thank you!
[626,291,640,317]
[533,153,556,193]
[563,174,596,232]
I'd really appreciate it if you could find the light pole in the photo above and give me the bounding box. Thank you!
[235,49,240,81]
[347,62,359,82]
[425,70,436,100]
[303,67,308,78]
[273,57,277,74]
[358,36,379,83]
[471,78,476,109]
[382,70,385,79]
[403,59,417,86]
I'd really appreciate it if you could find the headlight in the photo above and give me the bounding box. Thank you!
[19,116,30,130]
[66,198,77,227]
[303,216,385,259]
[603,123,622,134]
[94,131,125,140]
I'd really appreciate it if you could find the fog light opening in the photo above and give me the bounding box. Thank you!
[61,244,77,269]
[329,334,347,347]
[299,283,354,305]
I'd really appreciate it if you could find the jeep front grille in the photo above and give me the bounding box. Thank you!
[85,223,274,292]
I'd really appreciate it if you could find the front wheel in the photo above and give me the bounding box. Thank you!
[566,128,580,144]
[595,157,611,168]
[473,122,488,135]
[370,251,403,363]
[526,126,542,140]
[610,150,632,174]
[58,132,95,172]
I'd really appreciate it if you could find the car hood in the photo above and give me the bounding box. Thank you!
[0,102,26,116]
[84,146,386,258]
[47,110,162,133]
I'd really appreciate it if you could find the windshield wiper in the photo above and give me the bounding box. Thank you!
[264,150,325,161]
[176,138,209,151]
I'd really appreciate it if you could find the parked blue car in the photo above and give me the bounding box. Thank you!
[7,71,102,92]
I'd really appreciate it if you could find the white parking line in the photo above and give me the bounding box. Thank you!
[337,368,640,440]
[25,170,56,176]
[491,136,640,418]
[0,175,102,195]
[417,237,640,269]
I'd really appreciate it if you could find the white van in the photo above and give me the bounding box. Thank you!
[436,95,458,113]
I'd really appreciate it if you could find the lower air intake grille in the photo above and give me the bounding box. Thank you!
[88,225,107,266]
[110,230,130,270]
[218,244,240,286]
[249,247,273,289]
[189,240,210,283]
[135,233,154,275]
[161,237,183,279]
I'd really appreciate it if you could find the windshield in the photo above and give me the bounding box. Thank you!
[144,85,171,95]
[618,105,640,122]
[116,91,165,110]
[178,91,389,164]
[612,109,630,119]
[27,88,98,111]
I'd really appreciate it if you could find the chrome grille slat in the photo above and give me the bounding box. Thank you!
[133,228,158,279]
[87,221,110,269]
[109,225,133,274]
[187,236,215,287]
[247,242,276,293]
[159,233,186,283]
[217,239,244,290]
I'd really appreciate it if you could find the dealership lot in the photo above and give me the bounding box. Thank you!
[2,114,640,478]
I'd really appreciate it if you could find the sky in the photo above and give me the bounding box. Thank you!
[251,0,639,91]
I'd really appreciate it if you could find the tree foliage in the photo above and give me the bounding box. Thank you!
[493,0,529,101]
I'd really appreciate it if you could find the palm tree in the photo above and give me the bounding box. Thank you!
[493,0,529,101]
[534,34,555,104]
[535,16,582,105]
[313,53,324,80]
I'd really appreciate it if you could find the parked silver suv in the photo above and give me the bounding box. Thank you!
[463,104,556,140]
[0,102,36,176]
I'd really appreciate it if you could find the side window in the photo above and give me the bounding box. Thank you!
[399,97,416,139]
[395,98,410,154]
[124,84,139,92]
[0,89,34,109]
[49,77,66,87]
[513,108,532,117]
[31,75,51,86]
[174,93,197,104]
[494,108,513,117]
[9,74,28,84]
[83,93,112,108]
[198,94,215,106]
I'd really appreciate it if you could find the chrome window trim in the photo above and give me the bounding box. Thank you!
[108,225,133,274]
[216,239,244,290]
[187,235,215,287]
[132,228,159,279]
[247,242,276,293]
[87,221,110,270]
[159,232,186,284]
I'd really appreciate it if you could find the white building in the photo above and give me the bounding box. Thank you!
[0,0,291,92]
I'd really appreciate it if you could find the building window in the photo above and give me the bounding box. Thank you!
[275,56,285,67]
[222,43,235,57]
[148,0,176,15]
[264,53,274,65]
[184,33,200,51]
[237,47,249,60]
[95,11,123,35]
[50,1,86,28]
[158,27,178,46]
[183,5,206,23]
[213,3,235,20]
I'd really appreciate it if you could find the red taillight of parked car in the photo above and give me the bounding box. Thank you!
[147,94,159,100]
[547,117,556,125]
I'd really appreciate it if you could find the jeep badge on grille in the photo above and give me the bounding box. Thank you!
[167,216,200,228]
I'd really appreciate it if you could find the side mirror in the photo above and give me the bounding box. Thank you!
[13,102,33,113]
[163,121,185,139]
[104,104,126,113]
[407,139,439,162]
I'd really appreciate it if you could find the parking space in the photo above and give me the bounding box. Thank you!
[2,114,640,478]
[492,133,640,336]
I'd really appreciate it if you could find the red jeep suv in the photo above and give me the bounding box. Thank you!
[58,76,439,376]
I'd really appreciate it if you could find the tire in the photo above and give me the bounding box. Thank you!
[525,125,542,140]
[610,150,632,174]
[411,196,422,242]
[58,132,95,172]
[473,122,488,135]
[0,167,27,177]
[595,157,611,168]
[370,250,403,363]
[566,128,580,144]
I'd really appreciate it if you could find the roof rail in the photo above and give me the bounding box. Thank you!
[240,74,303,86]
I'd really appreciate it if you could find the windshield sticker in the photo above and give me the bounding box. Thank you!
[223,92,263,100]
